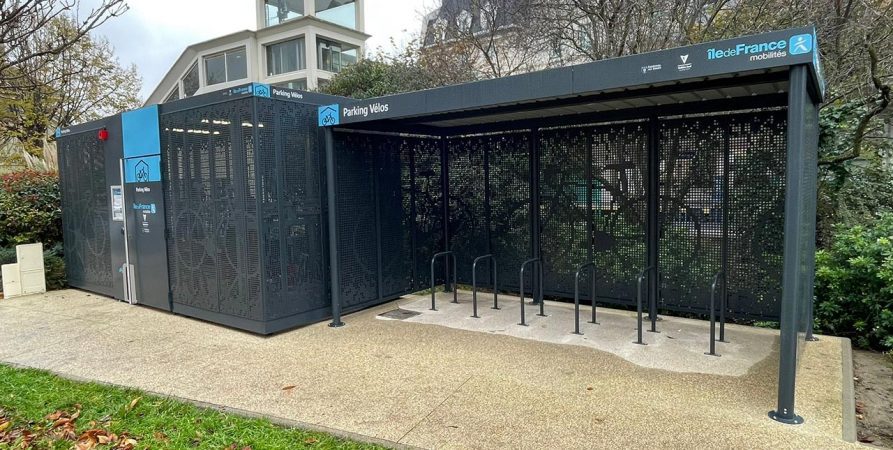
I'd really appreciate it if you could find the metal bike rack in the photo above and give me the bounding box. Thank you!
[634,266,655,345]
[719,274,730,344]
[707,270,725,356]
[471,254,498,318]
[430,251,457,310]
[573,262,597,335]
[518,258,544,326]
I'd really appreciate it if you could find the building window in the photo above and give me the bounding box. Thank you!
[265,0,304,27]
[205,47,247,86]
[164,87,179,103]
[315,0,357,29]
[317,38,357,73]
[182,63,199,97]
[273,78,307,90]
[266,38,306,76]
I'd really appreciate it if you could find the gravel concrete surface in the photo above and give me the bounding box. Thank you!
[0,289,858,449]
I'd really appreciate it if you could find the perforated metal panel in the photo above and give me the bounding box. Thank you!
[588,123,649,305]
[539,127,592,299]
[161,98,262,320]
[658,116,726,315]
[58,129,114,295]
[333,132,441,308]
[447,135,489,284]
[255,98,326,321]
[484,132,532,291]
[725,111,787,319]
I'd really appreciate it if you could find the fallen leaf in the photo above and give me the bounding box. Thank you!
[153,431,168,442]
[126,397,141,412]
[45,411,63,421]
[281,385,297,391]
[0,421,10,432]
[304,437,318,444]
[586,387,593,391]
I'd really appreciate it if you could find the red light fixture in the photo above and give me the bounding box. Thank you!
[98,128,109,141]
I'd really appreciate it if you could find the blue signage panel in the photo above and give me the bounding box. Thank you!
[122,105,161,158]
[318,104,340,126]
[252,83,271,98]
[124,155,161,184]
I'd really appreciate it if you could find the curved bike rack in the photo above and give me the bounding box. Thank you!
[573,262,598,335]
[518,258,544,326]
[430,251,457,311]
[634,266,655,345]
[706,270,725,356]
[471,254,498,318]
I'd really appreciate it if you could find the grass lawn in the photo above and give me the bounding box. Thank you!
[0,364,386,450]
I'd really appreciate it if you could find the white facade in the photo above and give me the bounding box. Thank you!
[145,0,368,105]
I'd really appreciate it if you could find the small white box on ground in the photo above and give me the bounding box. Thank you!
[16,243,43,271]
[2,263,22,298]
[16,243,45,295]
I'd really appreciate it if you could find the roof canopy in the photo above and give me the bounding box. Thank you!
[320,26,823,131]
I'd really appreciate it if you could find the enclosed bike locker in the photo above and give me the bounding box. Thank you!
[57,84,347,334]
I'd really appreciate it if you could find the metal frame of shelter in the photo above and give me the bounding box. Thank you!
[318,27,823,424]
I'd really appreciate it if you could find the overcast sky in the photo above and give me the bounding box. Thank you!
[82,0,434,100]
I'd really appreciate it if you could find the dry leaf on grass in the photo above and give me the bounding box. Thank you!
[126,397,141,412]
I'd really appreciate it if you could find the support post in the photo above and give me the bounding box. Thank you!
[586,131,595,322]
[373,151,383,302]
[647,116,660,333]
[529,128,543,305]
[324,127,344,327]
[770,64,812,425]
[720,131,730,342]
[441,136,451,292]
[409,144,418,288]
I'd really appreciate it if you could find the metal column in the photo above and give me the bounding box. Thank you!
[440,136,451,292]
[324,127,344,327]
[770,64,810,424]
[647,117,660,332]
[530,128,543,304]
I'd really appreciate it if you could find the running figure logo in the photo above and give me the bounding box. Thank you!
[789,34,813,55]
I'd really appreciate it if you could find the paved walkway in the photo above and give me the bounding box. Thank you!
[0,290,856,449]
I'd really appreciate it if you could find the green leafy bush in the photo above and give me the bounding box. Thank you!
[815,213,893,350]
[0,170,62,247]
[43,242,66,290]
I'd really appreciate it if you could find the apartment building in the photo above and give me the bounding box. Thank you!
[145,0,368,105]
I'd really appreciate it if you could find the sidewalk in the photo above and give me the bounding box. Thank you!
[0,290,856,449]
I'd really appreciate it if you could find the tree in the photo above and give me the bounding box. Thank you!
[321,39,475,99]
[1,14,141,156]
[0,0,127,89]
[423,0,552,78]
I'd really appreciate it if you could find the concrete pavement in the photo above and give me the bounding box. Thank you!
[0,289,857,449]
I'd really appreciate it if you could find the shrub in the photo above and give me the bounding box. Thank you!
[43,243,66,290]
[814,213,893,350]
[0,170,62,247]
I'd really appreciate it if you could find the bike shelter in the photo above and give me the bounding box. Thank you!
[57,27,822,424]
